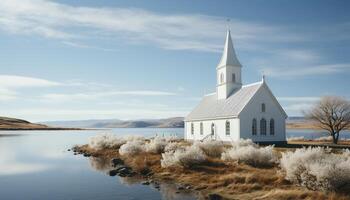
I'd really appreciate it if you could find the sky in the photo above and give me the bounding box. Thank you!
[0,0,349,122]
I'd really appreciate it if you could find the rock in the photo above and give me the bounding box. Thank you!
[67,149,71,151]
[177,185,185,190]
[108,169,119,176]
[185,185,192,190]
[140,168,152,176]
[73,153,78,155]
[111,158,124,167]
[208,194,223,200]
[154,185,160,189]
[83,153,91,157]
[142,181,150,185]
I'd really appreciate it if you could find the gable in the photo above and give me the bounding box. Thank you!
[239,83,288,119]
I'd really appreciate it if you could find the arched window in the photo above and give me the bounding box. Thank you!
[252,119,257,135]
[270,119,275,135]
[200,122,203,135]
[225,121,230,135]
[211,123,215,135]
[191,123,194,135]
[232,73,236,83]
[220,73,224,83]
[260,118,266,135]
[262,103,266,112]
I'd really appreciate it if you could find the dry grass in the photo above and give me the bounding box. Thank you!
[74,141,350,200]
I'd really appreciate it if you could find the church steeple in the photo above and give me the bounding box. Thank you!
[217,30,241,68]
[216,30,242,100]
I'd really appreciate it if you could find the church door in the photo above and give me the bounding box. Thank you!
[211,123,215,138]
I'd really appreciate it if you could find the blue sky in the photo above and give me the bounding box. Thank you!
[0,0,349,121]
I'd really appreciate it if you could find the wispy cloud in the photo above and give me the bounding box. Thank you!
[0,0,302,52]
[264,63,350,77]
[0,75,61,101]
[62,41,116,52]
[278,96,320,102]
[0,75,61,88]
[41,90,177,102]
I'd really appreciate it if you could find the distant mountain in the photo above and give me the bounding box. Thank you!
[40,117,185,128]
[0,116,78,130]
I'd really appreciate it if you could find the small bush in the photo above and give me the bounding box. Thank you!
[161,144,207,168]
[230,139,258,148]
[221,139,277,167]
[119,140,146,156]
[145,137,168,154]
[195,140,225,158]
[88,133,126,150]
[280,147,350,191]
[164,142,181,152]
[287,136,305,141]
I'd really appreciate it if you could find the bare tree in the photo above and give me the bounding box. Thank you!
[304,96,350,144]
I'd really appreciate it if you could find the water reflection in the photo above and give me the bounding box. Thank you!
[0,143,50,176]
[89,157,114,173]
[88,155,196,200]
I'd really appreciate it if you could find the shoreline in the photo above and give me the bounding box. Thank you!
[72,140,350,200]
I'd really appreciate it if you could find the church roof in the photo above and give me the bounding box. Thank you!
[217,30,241,68]
[185,82,263,121]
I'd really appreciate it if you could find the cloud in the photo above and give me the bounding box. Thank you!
[62,41,116,52]
[0,75,61,101]
[41,90,177,102]
[0,88,17,101]
[0,75,61,88]
[0,0,302,52]
[278,96,320,102]
[264,63,350,77]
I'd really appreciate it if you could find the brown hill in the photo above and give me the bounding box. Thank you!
[0,116,79,130]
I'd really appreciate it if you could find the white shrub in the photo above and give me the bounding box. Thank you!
[195,140,225,158]
[280,147,350,191]
[164,142,182,152]
[287,136,305,141]
[222,144,277,167]
[119,140,146,156]
[145,137,168,154]
[88,133,126,150]
[230,139,258,148]
[161,144,207,168]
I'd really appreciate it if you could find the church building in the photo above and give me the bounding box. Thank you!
[184,30,287,143]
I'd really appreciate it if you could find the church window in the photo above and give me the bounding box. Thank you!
[252,119,257,135]
[260,118,266,135]
[220,73,224,83]
[200,122,203,135]
[191,123,194,135]
[225,121,230,135]
[270,119,275,135]
[211,123,215,135]
[232,73,236,83]
[261,103,266,112]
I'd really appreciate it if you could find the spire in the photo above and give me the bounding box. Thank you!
[261,71,266,83]
[217,29,241,68]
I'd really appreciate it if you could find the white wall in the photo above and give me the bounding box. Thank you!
[239,84,286,142]
[185,118,240,142]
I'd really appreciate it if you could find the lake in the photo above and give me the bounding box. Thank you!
[0,128,349,200]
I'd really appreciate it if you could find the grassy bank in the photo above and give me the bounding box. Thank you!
[73,136,350,200]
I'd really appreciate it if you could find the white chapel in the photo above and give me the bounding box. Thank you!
[184,30,287,144]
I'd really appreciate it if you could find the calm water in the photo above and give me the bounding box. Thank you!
[1,128,349,200]
[0,128,194,200]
